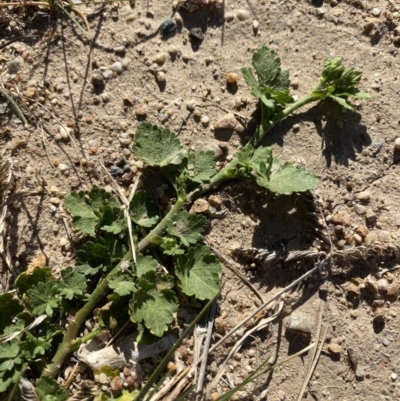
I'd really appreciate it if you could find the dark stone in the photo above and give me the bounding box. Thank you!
[160,19,177,36]
[189,27,205,41]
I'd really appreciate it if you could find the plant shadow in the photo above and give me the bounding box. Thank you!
[258,98,371,168]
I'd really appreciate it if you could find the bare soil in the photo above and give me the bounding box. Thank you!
[1,0,400,400]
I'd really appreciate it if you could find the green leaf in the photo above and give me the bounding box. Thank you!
[95,295,129,330]
[64,187,119,236]
[133,122,187,168]
[36,377,69,401]
[27,281,60,317]
[102,220,126,234]
[251,46,291,92]
[158,237,185,256]
[313,57,373,106]
[257,159,318,195]
[165,211,207,247]
[0,340,20,360]
[241,67,264,99]
[0,368,20,393]
[113,389,140,401]
[15,268,52,297]
[129,271,178,337]
[108,272,137,296]
[76,241,112,270]
[130,191,159,228]
[0,293,23,335]
[58,266,86,300]
[186,150,217,183]
[135,254,158,278]
[176,245,221,300]
[328,94,354,111]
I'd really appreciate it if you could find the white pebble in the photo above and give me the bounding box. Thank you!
[58,163,69,172]
[356,190,371,201]
[102,69,113,79]
[236,9,249,21]
[201,115,210,127]
[225,11,235,22]
[59,126,72,139]
[187,99,197,111]
[156,71,166,82]
[60,237,68,247]
[110,62,123,72]
[392,373,398,381]
[372,7,381,17]
[394,137,400,150]
[253,20,259,29]
[119,137,132,146]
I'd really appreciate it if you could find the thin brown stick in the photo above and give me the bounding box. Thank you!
[296,300,325,401]
[205,239,264,303]
[0,85,28,127]
[209,256,330,353]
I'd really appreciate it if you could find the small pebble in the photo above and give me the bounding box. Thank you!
[156,71,166,82]
[50,197,60,205]
[225,11,235,22]
[110,62,123,72]
[354,205,367,215]
[395,138,400,150]
[226,73,238,84]
[160,18,177,35]
[350,310,358,319]
[391,373,398,381]
[356,190,371,201]
[58,163,69,172]
[377,278,388,292]
[374,308,385,323]
[286,312,312,333]
[60,237,68,247]
[189,199,210,214]
[215,113,237,130]
[328,343,342,354]
[253,20,259,29]
[7,56,24,74]
[372,7,381,17]
[119,136,132,146]
[387,282,400,299]
[59,126,72,139]
[135,108,147,118]
[346,283,360,298]
[355,225,369,237]
[189,27,205,41]
[154,53,167,64]
[236,9,250,21]
[382,337,389,346]
[201,115,210,127]
[355,367,365,381]
[92,72,105,86]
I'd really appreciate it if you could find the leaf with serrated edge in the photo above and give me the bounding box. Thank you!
[133,122,187,167]
[27,281,60,317]
[129,271,178,337]
[59,267,86,300]
[256,160,318,195]
[166,211,207,247]
[64,188,119,236]
[136,254,158,278]
[109,273,136,296]
[176,245,221,300]
[130,191,159,228]
[187,151,216,183]
[252,46,290,92]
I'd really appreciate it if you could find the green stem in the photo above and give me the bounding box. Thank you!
[41,91,322,379]
[249,92,321,146]
[43,250,132,378]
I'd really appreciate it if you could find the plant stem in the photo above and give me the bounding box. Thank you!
[249,92,321,146]
[41,91,322,379]
[43,251,132,378]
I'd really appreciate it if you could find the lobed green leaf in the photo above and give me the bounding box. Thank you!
[133,122,187,168]
[130,191,159,228]
[176,245,221,300]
